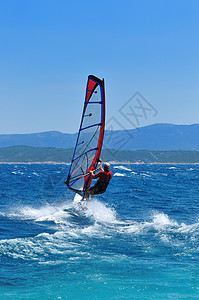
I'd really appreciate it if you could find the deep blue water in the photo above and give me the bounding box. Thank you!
[0,163,199,299]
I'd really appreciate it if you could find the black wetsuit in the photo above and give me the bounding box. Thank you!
[89,170,112,195]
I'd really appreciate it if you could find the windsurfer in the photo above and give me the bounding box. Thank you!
[85,163,112,199]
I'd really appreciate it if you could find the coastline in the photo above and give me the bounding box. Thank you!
[1,146,199,165]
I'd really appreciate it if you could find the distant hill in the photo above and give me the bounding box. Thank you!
[117,123,199,150]
[0,146,199,164]
[0,123,199,150]
[0,131,77,148]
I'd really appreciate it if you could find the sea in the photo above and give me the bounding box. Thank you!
[0,163,198,299]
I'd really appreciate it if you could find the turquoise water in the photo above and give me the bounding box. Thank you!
[0,164,199,299]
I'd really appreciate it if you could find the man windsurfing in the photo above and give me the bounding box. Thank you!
[85,162,112,199]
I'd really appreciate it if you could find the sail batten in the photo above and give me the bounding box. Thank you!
[80,123,102,131]
[66,75,105,195]
[72,147,98,163]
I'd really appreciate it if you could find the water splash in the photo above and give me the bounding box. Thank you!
[85,199,117,224]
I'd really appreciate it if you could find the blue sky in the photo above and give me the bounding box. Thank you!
[0,0,199,133]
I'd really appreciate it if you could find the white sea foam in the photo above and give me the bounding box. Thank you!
[125,211,199,239]
[4,203,72,225]
[11,171,24,175]
[140,173,151,177]
[0,233,69,261]
[32,172,39,176]
[152,211,178,227]
[114,172,125,177]
[0,209,118,261]
[114,166,131,171]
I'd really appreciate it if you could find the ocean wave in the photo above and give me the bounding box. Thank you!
[0,198,120,261]
[140,173,151,177]
[1,205,198,262]
[125,212,199,241]
[2,197,119,232]
[131,171,137,175]
[114,173,125,177]
[32,172,40,176]
[114,166,131,171]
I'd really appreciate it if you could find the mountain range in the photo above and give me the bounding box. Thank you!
[0,123,199,151]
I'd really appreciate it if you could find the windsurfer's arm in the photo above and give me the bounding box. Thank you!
[97,158,103,171]
[89,160,103,178]
[89,170,101,179]
[99,164,104,171]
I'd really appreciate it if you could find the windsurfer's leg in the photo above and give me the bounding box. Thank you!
[84,189,90,199]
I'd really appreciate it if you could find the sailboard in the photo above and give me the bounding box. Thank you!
[66,75,105,198]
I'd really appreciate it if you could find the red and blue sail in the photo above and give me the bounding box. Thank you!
[66,75,105,195]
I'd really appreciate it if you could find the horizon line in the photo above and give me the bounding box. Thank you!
[1,123,199,135]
